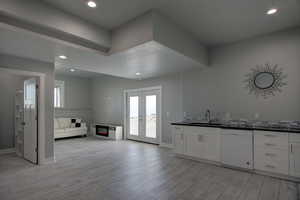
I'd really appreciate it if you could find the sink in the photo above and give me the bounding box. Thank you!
[188,122,221,126]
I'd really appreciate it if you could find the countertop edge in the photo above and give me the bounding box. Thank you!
[171,123,300,134]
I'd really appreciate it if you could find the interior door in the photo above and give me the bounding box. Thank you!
[126,88,161,144]
[24,78,38,164]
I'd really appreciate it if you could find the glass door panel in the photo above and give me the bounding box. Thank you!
[126,88,160,144]
[145,95,157,138]
[129,96,139,136]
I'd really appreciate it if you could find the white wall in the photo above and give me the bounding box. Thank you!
[92,73,183,144]
[0,72,24,149]
[182,27,300,121]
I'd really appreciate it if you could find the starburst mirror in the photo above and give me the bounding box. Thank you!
[244,63,287,98]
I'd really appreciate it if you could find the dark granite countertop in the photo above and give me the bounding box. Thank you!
[171,122,300,133]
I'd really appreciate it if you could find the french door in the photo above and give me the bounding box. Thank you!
[125,87,161,144]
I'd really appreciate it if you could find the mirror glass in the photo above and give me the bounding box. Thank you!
[254,72,275,89]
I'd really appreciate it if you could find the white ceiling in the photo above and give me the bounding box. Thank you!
[0,26,202,79]
[42,0,300,46]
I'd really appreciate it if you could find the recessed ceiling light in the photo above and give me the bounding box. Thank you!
[70,68,76,72]
[87,1,97,8]
[266,8,278,15]
[135,72,141,76]
[59,55,67,59]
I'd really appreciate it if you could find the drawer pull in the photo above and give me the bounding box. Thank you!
[265,153,276,157]
[264,134,277,137]
[265,164,276,169]
[264,143,276,147]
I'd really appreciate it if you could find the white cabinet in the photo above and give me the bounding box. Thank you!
[184,127,221,162]
[254,131,289,175]
[172,125,300,180]
[172,126,220,161]
[289,134,300,177]
[173,126,185,154]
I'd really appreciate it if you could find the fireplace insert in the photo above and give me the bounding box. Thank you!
[96,125,109,137]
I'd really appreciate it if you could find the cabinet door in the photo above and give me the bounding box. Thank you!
[186,132,206,158]
[185,127,220,161]
[173,126,184,154]
[290,143,300,177]
[204,133,220,162]
[174,132,184,154]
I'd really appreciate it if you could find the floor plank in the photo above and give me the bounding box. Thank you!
[0,137,298,200]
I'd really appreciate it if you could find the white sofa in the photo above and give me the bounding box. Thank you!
[54,118,87,139]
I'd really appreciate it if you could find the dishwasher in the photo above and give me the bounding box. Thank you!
[221,129,253,169]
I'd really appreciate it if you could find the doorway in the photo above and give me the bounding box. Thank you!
[124,87,161,144]
[0,67,46,165]
[23,78,38,164]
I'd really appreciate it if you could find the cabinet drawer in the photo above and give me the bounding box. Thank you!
[173,126,183,134]
[184,126,220,135]
[289,133,300,142]
[254,147,288,175]
[254,131,288,150]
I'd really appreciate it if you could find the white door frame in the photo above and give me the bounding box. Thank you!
[0,67,46,165]
[123,86,162,145]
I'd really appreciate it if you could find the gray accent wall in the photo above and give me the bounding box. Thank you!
[54,75,93,128]
[92,73,183,144]
[0,72,24,149]
[92,27,300,145]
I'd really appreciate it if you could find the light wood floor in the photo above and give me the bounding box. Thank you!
[0,137,299,200]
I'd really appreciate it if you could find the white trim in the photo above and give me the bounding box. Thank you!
[124,86,162,93]
[123,86,162,145]
[0,67,46,165]
[40,156,56,165]
[0,148,16,155]
[159,143,173,149]
[54,80,65,108]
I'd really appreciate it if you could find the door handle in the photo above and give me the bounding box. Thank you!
[264,143,276,147]
[265,164,275,169]
[21,122,26,126]
[291,144,293,153]
[264,134,277,137]
[265,153,276,157]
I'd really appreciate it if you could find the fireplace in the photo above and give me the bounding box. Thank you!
[96,125,109,137]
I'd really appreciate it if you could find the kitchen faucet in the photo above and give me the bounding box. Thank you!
[205,109,211,122]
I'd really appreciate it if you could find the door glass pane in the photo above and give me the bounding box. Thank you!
[146,95,156,138]
[129,96,139,136]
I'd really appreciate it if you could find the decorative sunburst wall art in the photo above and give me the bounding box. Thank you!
[244,63,287,98]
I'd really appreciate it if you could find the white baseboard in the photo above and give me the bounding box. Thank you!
[0,148,15,155]
[159,143,173,149]
[40,156,56,165]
